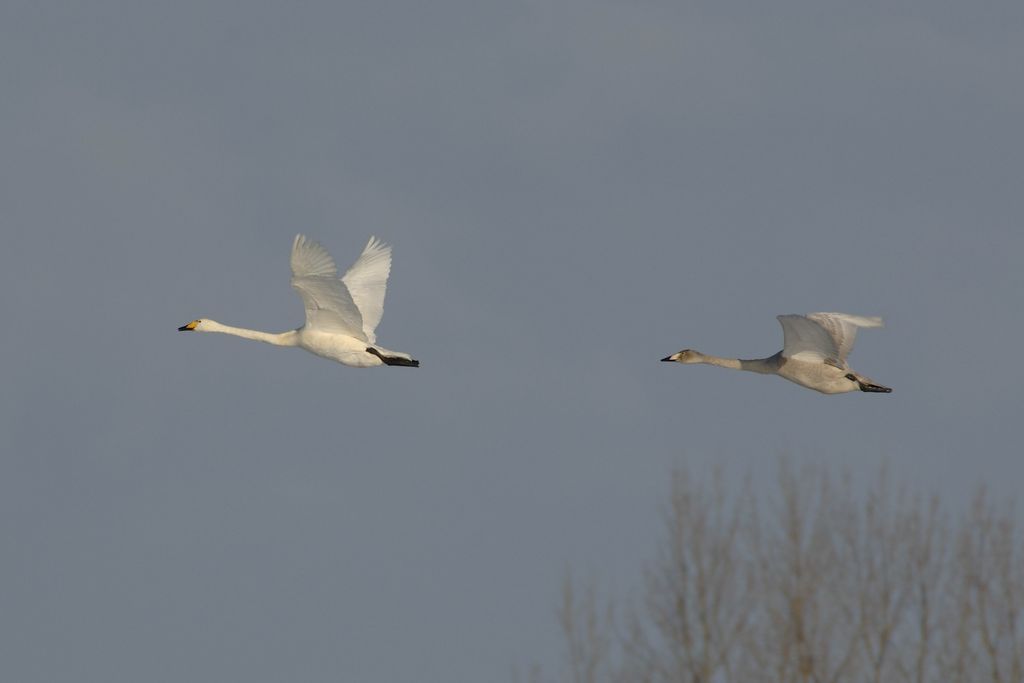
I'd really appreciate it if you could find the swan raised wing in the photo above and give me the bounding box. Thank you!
[290,234,366,339]
[778,312,883,366]
[341,236,392,344]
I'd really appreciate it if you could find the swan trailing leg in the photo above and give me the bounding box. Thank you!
[846,374,892,393]
[366,347,420,367]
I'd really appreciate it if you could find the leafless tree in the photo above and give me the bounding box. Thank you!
[546,462,1024,683]
[560,577,611,683]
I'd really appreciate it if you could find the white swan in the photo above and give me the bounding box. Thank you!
[178,235,419,368]
[661,313,890,394]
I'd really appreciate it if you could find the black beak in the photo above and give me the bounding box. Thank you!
[177,324,192,331]
[660,355,675,362]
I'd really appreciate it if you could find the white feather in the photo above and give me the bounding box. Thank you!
[778,312,883,365]
[341,236,393,344]
[290,234,365,339]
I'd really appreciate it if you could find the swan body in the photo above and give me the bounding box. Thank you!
[661,313,890,394]
[178,235,418,368]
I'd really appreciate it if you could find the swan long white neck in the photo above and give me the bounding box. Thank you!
[202,320,300,347]
[697,353,778,375]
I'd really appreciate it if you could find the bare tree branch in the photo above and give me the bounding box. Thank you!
[540,461,1022,683]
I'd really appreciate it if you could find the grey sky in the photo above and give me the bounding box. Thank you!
[2,1,1022,681]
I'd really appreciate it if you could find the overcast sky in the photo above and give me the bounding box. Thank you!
[2,1,1022,681]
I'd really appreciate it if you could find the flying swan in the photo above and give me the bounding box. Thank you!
[178,234,419,368]
[661,313,890,394]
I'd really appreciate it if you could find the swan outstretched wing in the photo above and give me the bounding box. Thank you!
[290,234,366,339]
[290,233,338,279]
[808,313,882,363]
[778,312,883,365]
[341,236,392,344]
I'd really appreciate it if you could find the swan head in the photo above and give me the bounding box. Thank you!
[661,349,702,363]
[177,319,206,332]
